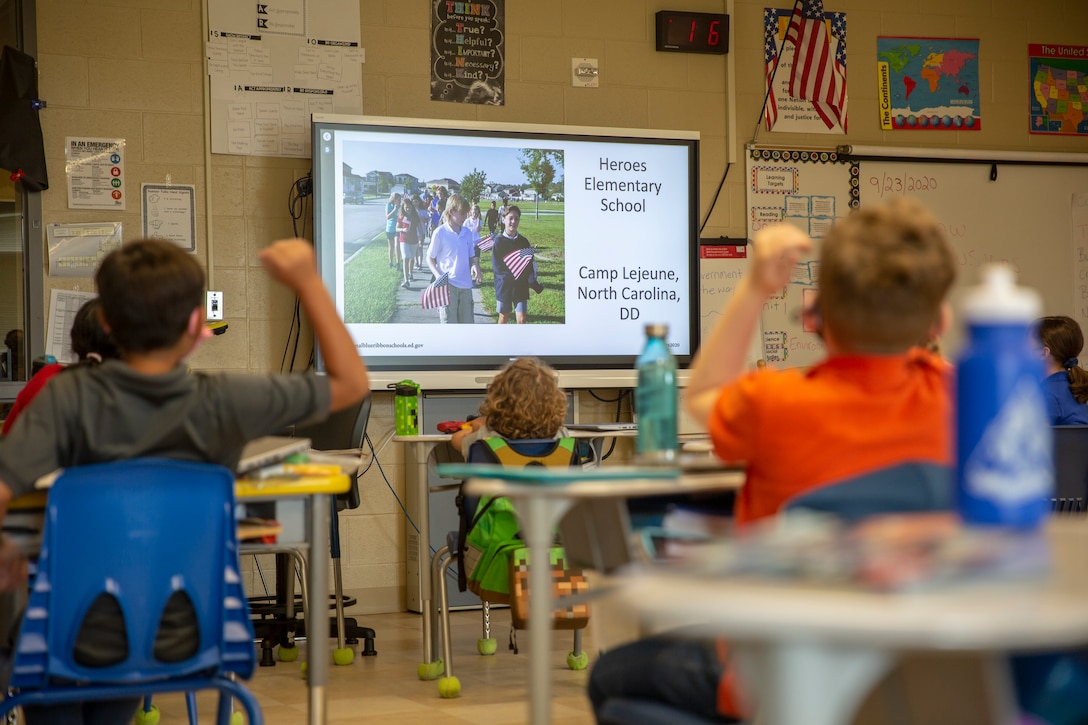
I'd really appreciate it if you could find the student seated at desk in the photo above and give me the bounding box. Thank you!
[1,297,119,436]
[0,238,370,725]
[588,198,958,723]
[451,356,569,455]
[1035,315,1088,425]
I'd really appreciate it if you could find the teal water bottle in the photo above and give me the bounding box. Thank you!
[392,380,420,436]
[635,323,678,463]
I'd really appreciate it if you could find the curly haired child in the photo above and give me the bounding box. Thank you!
[451,357,567,456]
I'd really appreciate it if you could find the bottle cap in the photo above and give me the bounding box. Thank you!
[644,323,669,339]
[960,264,1041,322]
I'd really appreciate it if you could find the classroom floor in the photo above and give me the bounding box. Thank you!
[144,607,598,724]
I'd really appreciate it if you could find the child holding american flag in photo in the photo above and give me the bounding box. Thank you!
[492,205,543,325]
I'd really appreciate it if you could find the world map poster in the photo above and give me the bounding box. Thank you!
[1029,44,1088,136]
[876,37,980,130]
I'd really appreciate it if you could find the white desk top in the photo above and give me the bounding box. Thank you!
[622,570,1088,652]
[439,461,744,498]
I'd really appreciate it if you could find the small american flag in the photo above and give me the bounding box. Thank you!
[503,246,536,279]
[421,272,450,309]
[476,233,495,253]
[785,0,847,131]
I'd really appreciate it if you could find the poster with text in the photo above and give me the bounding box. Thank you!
[207,0,363,158]
[431,0,504,105]
[65,137,125,210]
[876,36,980,130]
[763,5,848,135]
[1029,44,1088,136]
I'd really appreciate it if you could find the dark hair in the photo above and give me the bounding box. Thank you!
[65,298,119,370]
[95,239,205,353]
[1037,315,1088,404]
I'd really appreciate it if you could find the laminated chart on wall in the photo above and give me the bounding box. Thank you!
[206,0,363,158]
[745,146,855,369]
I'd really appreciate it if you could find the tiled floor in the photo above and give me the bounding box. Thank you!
[144,607,598,724]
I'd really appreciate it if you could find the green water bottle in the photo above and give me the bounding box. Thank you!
[392,380,420,435]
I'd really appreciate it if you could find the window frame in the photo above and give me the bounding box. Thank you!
[0,0,45,401]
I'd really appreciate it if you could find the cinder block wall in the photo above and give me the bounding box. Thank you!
[34,0,1088,612]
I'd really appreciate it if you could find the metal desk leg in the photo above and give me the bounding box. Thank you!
[416,442,435,665]
[517,496,575,725]
[307,493,331,725]
[732,641,893,725]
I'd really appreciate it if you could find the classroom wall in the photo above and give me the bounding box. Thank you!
[31,0,1088,613]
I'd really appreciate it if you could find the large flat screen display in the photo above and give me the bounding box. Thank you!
[312,114,700,390]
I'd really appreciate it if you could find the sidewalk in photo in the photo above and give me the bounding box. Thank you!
[391,264,494,324]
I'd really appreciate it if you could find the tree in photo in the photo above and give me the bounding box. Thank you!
[518,150,562,219]
[460,168,488,204]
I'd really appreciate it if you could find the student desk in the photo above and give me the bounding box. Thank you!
[14,472,350,725]
[393,429,641,667]
[436,463,744,725]
[618,540,1088,725]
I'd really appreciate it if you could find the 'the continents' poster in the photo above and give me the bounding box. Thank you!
[876,37,980,130]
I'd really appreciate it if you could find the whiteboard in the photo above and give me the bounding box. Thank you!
[699,249,761,368]
[857,161,1088,353]
[741,145,855,368]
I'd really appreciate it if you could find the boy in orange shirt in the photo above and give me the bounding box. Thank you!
[589,198,957,722]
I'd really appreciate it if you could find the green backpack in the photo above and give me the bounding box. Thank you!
[459,437,577,601]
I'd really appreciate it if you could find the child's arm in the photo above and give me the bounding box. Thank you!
[450,416,486,454]
[685,224,812,427]
[259,239,370,411]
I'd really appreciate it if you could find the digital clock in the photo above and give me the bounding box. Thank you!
[655,11,729,55]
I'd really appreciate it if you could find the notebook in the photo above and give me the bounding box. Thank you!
[236,436,312,475]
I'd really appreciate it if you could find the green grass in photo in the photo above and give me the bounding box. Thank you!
[344,235,401,324]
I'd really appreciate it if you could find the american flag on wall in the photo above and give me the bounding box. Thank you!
[476,233,496,253]
[503,246,536,279]
[764,1,848,133]
[421,272,450,309]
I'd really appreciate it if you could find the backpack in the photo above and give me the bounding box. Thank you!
[457,437,577,601]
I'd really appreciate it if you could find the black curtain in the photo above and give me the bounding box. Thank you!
[0,44,48,191]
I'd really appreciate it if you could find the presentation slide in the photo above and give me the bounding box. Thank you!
[312,115,699,381]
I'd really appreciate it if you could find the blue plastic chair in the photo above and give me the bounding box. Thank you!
[0,459,263,725]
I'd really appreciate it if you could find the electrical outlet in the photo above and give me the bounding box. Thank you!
[206,291,224,321]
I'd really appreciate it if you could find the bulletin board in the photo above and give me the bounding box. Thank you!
[739,145,856,369]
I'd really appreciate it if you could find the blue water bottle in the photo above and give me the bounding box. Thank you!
[635,323,678,463]
[956,265,1052,528]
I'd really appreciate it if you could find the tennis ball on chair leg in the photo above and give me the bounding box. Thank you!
[567,650,589,670]
[477,637,498,655]
[332,647,354,665]
[134,706,160,725]
[438,676,461,698]
[229,712,244,725]
[417,659,444,680]
[278,644,299,662]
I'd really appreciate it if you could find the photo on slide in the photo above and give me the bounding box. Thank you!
[339,140,566,325]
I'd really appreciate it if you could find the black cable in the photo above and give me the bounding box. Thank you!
[698,163,732,234]
[280,173,314,372]
[587,389,625,403]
